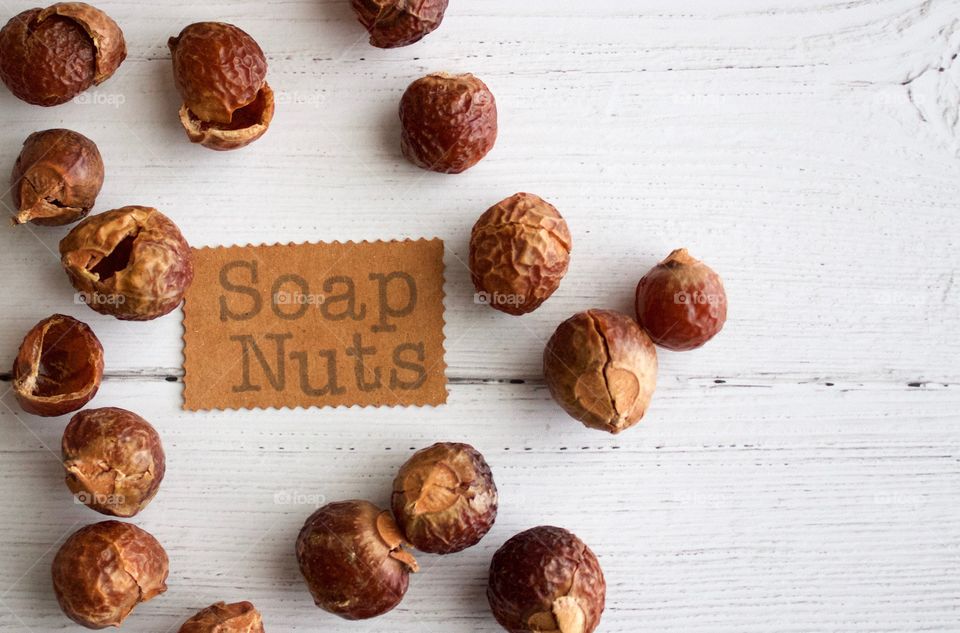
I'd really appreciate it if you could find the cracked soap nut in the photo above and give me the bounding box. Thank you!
[178,601,264,633]
[0,2,125,106]
[296,499,418,620]
[351,0,449,48]
[400,72,497,174]
[11,129,104,226]
[544,309,657,434]
[470,193,572,315]
[635,248,727,351]
[60,206,194,321]
[392,442,498,554]
[169,22,275,151]
[62,407,165,517]
[488,526,605,633]
[52,521,168,629]
[12,314,103,417]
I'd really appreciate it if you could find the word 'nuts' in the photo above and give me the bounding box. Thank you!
[0,2,125,106]
[169,22,275,151]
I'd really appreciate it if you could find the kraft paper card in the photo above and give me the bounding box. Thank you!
[182,239,447,411]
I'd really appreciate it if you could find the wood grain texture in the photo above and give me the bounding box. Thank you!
[0,0,958,631]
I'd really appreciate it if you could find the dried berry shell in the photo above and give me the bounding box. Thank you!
[178,601,264,633]
[12,129,104,226]
[635,248,728,351]
[400,72,497,174]
[392,442,498,554]
[296,499,418,620]
[59,206,194,321]
[470,193,572,315]
[351,0,449,48]
[0,3,125,107]
[52,521,168,629]
[487,526,606,633]
[543,309,658,434]
[12,314,103,417]
[62,407,165,518]
[169,22,274,150]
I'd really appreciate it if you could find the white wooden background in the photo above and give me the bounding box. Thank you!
[0,0,958,631]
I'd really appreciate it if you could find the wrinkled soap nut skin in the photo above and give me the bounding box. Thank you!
[296,499,419,620]
[400,72,497,174]
[59,206,194,321]
[351,0,449,48]
[178,601,264,633]
[12,129,104,226]
[488,526,606,633]
[52,521,168,629]
[543,309,658,434]
[635,248,728,351]
[0,3,126,106]
[169,22,274,151]
[62,407,165,518]
[392,442,498,554]
[12,314,103,417]
[470,193,572,315]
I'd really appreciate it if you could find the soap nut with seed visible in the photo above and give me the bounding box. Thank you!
[351,0,449,48]
[0,2,126,106]
[392,442,498,554]
[52,521,168,629]
[470,193,572,315]
[400,72,497,174]
[59,206,194,321]
[169,22,274,151]
[178,601,264,633]
[488,526,606,633]
[11,129,104,226]
[12,314,103,417]
[543,309,658,434]
[62,407,165,517]
[296,499,418,620]
[635,248,727,351]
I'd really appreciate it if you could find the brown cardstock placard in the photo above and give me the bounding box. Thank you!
[181,239,447,411]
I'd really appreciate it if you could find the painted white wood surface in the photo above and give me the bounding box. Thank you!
[0,1,958,631]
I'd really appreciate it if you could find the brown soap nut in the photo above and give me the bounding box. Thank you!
[178,601,264,633]
[0,3,125,106]
[296,499,418,620]
[52,521,168,629]
[12,314,103,417]
[60,206,194,321]
[351,0,449,48]
[62,407,165,518]
[470,193,572,315]
[543,309,657,434]
[169,22,275,151]
[400,72,497,174]
[488,526,606,633]
[11,129,104,226]
[635,248,727,351]
[391,442,498,554]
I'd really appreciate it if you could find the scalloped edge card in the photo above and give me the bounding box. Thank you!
[182,239,447,411]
